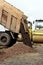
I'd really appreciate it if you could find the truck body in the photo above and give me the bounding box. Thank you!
[0,0,32,47]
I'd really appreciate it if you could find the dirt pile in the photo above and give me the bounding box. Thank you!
[0,42,36,61]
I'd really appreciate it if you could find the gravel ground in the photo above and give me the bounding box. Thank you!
[0,42,43,65]
[0,53,43,65]
[0,42,36,61]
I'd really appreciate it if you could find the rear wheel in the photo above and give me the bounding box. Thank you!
[0,33,11,46]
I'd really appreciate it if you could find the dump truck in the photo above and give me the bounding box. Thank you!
[0,0,32,47]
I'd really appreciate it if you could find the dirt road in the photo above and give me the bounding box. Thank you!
[0,53,43,65]
[0,42,43,65]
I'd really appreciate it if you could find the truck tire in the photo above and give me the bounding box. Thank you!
[0,33,11,46]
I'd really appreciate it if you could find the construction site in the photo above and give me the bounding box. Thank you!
[0,0,43,65]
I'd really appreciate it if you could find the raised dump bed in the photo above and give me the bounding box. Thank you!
[0,0,27,33]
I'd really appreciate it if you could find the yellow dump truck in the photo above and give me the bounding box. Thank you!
[0,0,32,47]
[32,20,43,43]
[28,20,43,43]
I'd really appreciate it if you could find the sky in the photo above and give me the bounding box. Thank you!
[5,0,43,22]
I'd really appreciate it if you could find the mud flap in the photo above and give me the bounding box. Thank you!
[20,22,32,47]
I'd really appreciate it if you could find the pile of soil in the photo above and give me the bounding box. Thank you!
[0,42,36,61]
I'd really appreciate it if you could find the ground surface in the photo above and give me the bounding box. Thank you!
[0,42,43,65]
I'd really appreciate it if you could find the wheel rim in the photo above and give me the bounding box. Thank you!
[1,36,7,43]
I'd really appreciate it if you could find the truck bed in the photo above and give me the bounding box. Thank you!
[0,0,27,33]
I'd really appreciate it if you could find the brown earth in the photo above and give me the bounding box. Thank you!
[0,42,36,61]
